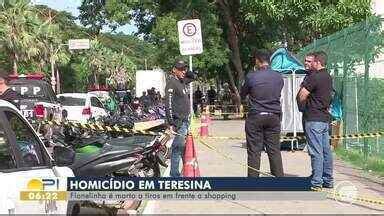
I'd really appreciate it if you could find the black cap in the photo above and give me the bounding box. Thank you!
[174,60,187,70]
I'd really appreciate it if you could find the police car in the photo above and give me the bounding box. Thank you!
[8,74,63,122]
[0,99,75,214]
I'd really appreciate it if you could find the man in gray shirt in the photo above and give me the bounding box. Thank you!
[240,50,284,177]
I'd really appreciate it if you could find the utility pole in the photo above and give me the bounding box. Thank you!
[49,11,56,92]
[50,44,56,92]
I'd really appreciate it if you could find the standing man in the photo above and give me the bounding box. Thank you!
[165,60,190,177]
[140,91,151,108]
[240,50,284,177]
[193,87,203,115]
[297,51,333,190]
[220,83,232,120]
[207,86,216,105]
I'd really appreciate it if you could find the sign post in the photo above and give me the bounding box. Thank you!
[68,39,90,50]
[50,39,90,92]
[177,19,203,116]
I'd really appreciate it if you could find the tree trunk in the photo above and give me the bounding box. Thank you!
[13,52,18,75]
[56,68,61,94]
[94,72,99,88]
[225,64,241,106]
[216,0,244,88]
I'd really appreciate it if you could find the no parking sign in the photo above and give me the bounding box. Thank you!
[177,19,203,55]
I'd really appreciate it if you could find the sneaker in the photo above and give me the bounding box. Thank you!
[310,186,323,191]
[323,184,334,189]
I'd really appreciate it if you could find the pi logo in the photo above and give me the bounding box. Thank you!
[26,178,60,191]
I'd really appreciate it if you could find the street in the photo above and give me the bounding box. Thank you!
[142,120,384,214]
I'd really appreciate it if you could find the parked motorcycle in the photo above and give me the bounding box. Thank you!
[52,124,169,177]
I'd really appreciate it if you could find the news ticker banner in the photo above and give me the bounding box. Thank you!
[67,177,312,191]
[19,177,327,202]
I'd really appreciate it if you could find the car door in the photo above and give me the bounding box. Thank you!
[90,96,108,119]
[95,97,108,117]
[0,108,68,214]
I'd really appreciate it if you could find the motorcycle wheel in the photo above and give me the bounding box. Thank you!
[159,145,171,160]
[142,162,161,177]
[116,200,142,215]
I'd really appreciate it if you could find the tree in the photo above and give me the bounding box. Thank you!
[78,0,132,36]
[98,33,157,70]
[240,0,372,51]
[79,39,136,88]
[34,9,70,71]
[0,0,42,74]
[103,0,230,77]
[78,0,108,36]
[214,0,372,104]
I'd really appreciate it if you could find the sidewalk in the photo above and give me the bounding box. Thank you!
[142,120,384,214]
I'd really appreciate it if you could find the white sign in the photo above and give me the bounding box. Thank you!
[177,19,203,55]
[68,39,90,50]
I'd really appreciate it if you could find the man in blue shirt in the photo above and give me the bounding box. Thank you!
[240,50,284,177]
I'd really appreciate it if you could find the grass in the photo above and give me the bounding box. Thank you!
[335,147,384,177]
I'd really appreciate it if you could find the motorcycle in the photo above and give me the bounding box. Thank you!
[52,124,169,177]
[52,132,169,214]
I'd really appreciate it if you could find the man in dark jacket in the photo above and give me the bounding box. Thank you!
[165,60,190,177]
[240,50,284,177]
[0,73,19,108]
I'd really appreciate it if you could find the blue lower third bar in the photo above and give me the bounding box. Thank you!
[67,177,312,191]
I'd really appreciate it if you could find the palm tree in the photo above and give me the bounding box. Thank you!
[32,6,70,72]
[0,0,42,75]
[81,39,136,89]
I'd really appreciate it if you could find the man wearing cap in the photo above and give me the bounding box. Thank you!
[0,72,19,108]
[165,60,191,177]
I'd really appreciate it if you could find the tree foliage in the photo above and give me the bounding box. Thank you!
[77,0,372,104]
[78,39,136,88]
[0,1,148,92]
[0,0,42,74]
[0,0,374,95]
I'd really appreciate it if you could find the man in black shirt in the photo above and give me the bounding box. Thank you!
[297,51,333,190]
[0,73,19,108]
[193,87,203,115]
[207,86,216,105]
[240,50,284,177]
[165,60,190,177]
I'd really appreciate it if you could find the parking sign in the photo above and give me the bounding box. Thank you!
[177,19,203,55]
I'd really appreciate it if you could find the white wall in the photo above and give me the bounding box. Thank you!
[368,0,384,78]
[372,0,384,15]
[135,70,166,97]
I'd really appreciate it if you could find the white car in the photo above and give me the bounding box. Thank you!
[0,99,75,214]
[57,93,109,123]
[87,91,111,103]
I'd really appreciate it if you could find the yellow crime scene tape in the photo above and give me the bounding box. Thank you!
[37,119,165,136]
[196,134,384,207]
[197,137,275,177]
[205,132,383,141]
[315,187,384,206]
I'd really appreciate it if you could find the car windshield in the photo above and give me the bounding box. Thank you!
[10,83,47,99]
[89,91,110,102]
[59,96,86,106]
